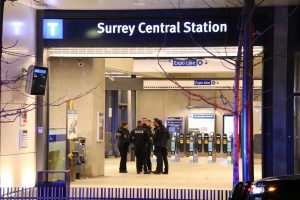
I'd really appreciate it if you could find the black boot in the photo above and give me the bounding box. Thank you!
[152,170,161,174]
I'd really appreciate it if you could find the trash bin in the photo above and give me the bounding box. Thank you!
[37,170,70,198]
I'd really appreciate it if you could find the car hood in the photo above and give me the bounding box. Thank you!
[255,175,300,184]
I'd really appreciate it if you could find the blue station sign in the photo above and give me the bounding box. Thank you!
[43,19,228,40]
[194,80,216,86]
[42,17,238,47]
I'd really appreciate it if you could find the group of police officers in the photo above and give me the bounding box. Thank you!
[116,118,170,175]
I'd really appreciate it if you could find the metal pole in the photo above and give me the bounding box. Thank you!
[242,0,254,182]
[233,32,242,186]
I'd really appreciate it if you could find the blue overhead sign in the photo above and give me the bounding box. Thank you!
[172,59,204,67]
[43,19,63,39]
[43,19,227,40]
[42,17,238,47]
[194,80,216,86]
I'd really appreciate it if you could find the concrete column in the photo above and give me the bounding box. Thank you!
[49,57,105,177]
[0,0,4,161]
[118,90,128,123]
[272,7,289,176]
[127,90,137,130]
[128,91,133,131]
[132,91,137,128]
[90,58,105,176]
[36,10,48,174]
[105,90,112,132]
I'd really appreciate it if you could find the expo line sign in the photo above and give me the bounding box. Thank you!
[172,58,207,67]
[143,80,262,90]
[43,18,228,39]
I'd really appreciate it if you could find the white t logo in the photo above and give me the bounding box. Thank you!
[47,22,58,36]
[11,22,23,35]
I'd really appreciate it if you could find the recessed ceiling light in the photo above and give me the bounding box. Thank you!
[133,2,146,6]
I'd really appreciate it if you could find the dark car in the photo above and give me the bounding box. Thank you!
[229,175,300,200]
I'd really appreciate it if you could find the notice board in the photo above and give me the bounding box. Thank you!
[188,113,215,133]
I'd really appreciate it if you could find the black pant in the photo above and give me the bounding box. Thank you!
[154,146,163,173]
[162,147,169,173]
[118,145,128,171]
[145,145,152,171]
[135,146,147,173]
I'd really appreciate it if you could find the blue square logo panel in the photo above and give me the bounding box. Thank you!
[43,19,63,39]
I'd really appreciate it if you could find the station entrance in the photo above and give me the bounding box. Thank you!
[45,46,263,189]
[36,5,274,191]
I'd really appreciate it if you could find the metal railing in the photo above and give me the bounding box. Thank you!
[0,187,231,200]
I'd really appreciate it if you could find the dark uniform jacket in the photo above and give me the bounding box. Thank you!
[116,127,129,147]
[142,124,153,145]
[153,125,170,148]
[129,126,150,147]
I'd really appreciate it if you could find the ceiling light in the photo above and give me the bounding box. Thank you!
[186,106,215,109]
[48,46,263,58]
[133,1,145,6]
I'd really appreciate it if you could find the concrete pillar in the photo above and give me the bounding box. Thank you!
[118,90,128,123]
[90,58,106,176]
[128,91,133,131]
[49,57,105,177]
[36,10,48,174]
[127,90,137,130]
[105,90,113,133]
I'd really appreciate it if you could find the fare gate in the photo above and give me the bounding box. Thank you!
[196,133,203,153]
[215,134,222,153]
[222,134,228,153]
[208,133,214,163]
[170,134,180,162]
[185,132,191,156]
[204,133,209,153]
[178,133,184,153]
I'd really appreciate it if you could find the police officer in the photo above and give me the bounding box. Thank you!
[152,118,164,174]
[159,119,170,174]
[116,122,130,173]
[142,118,152,171]
[130,121,151,174]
